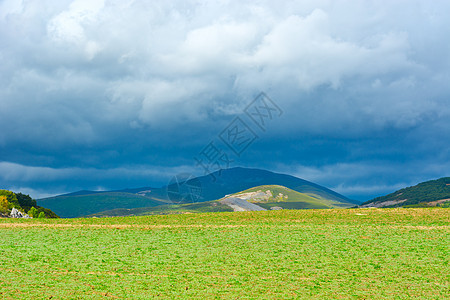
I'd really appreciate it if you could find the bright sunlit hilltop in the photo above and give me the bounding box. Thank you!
[231,184,353,209]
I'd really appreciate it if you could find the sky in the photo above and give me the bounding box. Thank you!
[1,0,450,201]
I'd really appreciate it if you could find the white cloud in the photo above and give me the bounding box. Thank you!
[47,0,105,41]
[0,0,24,20]
[2,1,448,134]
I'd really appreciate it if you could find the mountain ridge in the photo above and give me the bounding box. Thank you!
[88,184,354,217]
[174,167,357,204]
[38,167,356,217]
[360,177,450,208]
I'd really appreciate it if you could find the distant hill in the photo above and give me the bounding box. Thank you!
[89,184,353,217]
[38,190,170,218]
[38,167,356,218]
[231,185,353,210]
[180,167,357,204]
[360,177,450,208]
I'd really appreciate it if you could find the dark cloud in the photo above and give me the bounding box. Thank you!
[1,0,449,200]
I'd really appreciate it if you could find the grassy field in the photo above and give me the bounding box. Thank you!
[89,201,234,217]
[0,208,449,299]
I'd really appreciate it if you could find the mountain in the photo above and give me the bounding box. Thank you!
[180,167,357,205]
[88,184,353,217]
[37,189,170,218]
[38,167,356,218]
[360,177,450,208]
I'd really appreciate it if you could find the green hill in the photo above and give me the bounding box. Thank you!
[231,185,353,210]
[38,167,356,218]
[189,167,357,205]
[360,177,450,208]
[89,185,353,217]
[38,191,170,218]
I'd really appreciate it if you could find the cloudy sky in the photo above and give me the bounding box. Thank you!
[1,0,449,201]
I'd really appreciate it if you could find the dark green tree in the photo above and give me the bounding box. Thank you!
[16,193,37,211]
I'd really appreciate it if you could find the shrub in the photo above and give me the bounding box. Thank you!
[28,207,38,218]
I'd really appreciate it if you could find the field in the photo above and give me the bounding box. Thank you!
[89,201,235,217]
[0,208,449,299]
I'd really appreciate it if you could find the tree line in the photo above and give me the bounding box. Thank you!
[0,189,59,218]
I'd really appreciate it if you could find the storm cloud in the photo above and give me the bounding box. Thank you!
[1,0,449,200]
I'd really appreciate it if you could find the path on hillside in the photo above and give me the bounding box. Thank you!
[220,197,267,212]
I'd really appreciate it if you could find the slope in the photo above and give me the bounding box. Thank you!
[176,167,357,205]
[38,167,355,218]
[231,185,353,209]
[90,184,352,217]
[88,200,233,217]
[38,191,170,218]
[360,177,450,208]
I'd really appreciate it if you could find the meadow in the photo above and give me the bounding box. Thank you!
[0,208,448,299]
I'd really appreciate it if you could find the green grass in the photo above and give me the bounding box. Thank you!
[89,201,234,217]
[256,201,330,209]
[1,208,449,299]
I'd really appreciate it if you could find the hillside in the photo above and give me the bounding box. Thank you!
[186,167,357,205]
[88,200,233,217]
[38,167,356,218]
[231,185,353,210]
[360,177,450,208]
[89,184,353,217]
[38,190,170,218]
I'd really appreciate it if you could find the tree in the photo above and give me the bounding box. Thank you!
[0,190,21,210]
[36,207,60,219]
[28,207,37,218]
[16,193,37,211]
[0,195,8,212]
[0,190,59,218]
[38,212,45,219]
